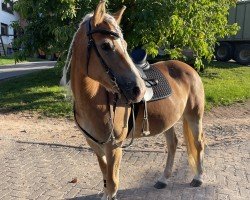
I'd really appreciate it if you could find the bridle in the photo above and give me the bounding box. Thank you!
[73,18,135,148]
[86,19,120,91]
[86,19,133,102]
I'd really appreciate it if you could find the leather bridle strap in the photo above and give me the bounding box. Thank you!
[86,19,119,83]
[87,29,120,38]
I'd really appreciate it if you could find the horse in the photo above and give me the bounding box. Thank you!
[61,1,205,199]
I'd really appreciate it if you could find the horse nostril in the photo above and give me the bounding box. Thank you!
[132,86,141,97]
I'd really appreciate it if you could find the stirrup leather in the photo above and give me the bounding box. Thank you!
[142,100,150,136]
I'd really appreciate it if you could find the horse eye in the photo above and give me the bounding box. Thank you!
[101,42,114,51]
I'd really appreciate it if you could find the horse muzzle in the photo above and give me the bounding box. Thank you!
[118,79,146,103]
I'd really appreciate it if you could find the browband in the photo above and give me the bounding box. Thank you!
[87,19,120,39]
[87,29,120,39]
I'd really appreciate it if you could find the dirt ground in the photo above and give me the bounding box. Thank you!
[0,101,249,200]
[0,101,249,152]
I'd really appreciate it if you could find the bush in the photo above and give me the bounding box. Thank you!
[13,0,239,70]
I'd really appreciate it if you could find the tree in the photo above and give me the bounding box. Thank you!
[12,0,97,61]
[12,0,239,70]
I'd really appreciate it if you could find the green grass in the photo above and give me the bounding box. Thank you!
[0,56,47,66]
[0,56,16,65]
[0,61,249,117]
[0,68,72,117]
[201,61,250,109]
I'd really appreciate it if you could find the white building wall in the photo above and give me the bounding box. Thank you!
[0,0,20,53]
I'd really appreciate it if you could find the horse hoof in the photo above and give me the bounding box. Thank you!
[111,195,118,200]
[154,181,167,189]
[190,179,202,187]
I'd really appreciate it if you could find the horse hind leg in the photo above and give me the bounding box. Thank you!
[154,127,178,189]
[183,116,205,187]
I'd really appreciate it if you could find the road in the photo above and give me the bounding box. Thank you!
[0,61,56,81]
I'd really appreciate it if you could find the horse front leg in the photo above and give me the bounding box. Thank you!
[105,143,122,200]
[86,139,108,200]
[97,155,109,200]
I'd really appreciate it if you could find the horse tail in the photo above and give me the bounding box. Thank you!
[183,118,198,173]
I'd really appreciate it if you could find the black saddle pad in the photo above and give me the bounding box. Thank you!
[144,65,172,102]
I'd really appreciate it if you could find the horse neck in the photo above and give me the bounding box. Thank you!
[83,77,106,101]
[72,71,107,106]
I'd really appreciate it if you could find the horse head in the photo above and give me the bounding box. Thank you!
[83,1,146,103]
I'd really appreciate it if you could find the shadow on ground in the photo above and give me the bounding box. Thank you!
[69,182,216,200]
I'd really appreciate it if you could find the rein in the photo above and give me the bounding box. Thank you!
[73,94,118,146]
[74,94,135,148]
[73,19,135,148]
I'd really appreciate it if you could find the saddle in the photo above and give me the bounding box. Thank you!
[129,48,172,136]
[131,48,172,102]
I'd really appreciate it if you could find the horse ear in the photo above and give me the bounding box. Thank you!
[113,6,126,25]
[93,0,106,27]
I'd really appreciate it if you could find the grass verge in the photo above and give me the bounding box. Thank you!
[0,61,249,117]
[0,68,72,117]
[201,61,250,109]
[0,56,46,66]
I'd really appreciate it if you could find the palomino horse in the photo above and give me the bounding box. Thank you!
[61,1,205,199]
